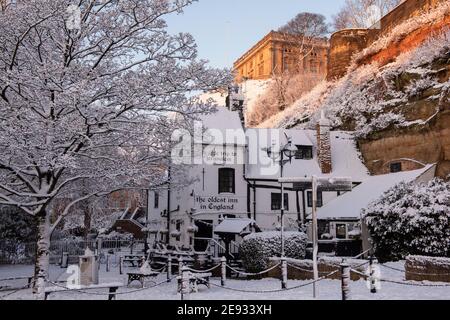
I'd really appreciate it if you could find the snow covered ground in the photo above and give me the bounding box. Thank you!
[0,261,449,300]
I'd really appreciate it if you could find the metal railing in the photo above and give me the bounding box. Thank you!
[0,239,145,265]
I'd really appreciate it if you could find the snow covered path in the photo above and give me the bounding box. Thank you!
[0,262,449,300]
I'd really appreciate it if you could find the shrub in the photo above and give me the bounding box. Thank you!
[363,179,450,262]
[240,231,308,272]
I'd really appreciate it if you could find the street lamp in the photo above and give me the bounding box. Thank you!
[265,134,298,261]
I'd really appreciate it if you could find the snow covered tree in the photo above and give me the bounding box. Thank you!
[332,0,403,30]
[363,179,450,262]
[0,0,230,298]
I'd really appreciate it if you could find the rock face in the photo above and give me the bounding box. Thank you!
[356,51,450,178]
[359,109,450,178]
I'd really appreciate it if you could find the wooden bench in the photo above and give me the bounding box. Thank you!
[0,276,34,291]
[44,282,123,300]
[126,271,159,288]
[177,272,212,293]
[122,255,145,267]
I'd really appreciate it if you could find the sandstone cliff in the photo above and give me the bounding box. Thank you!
[259,4,449,178]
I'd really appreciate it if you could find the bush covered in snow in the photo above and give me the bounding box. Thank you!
[363,179,450,262]
[240,231,308,272]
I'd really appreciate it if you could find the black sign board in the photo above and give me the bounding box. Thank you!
[292,179,353,192]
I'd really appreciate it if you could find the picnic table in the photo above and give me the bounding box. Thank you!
[126,271,159,288]
[177,272,212,293]
[44,282,123,300]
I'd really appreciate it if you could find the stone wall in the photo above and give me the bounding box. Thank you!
[266,257,367,281]
[405,255,450,282]
[327,29,378,81]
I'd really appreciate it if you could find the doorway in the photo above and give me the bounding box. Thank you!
[194,220,213,251]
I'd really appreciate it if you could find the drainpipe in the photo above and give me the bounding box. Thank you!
[166,166,171,246]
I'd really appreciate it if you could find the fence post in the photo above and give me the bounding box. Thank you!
[178,256,184,276]
[221,256,227,286]
[119,256,123,275]
[180,266,190,301]
[167,254,172,282]
[281,257,288,289]
[340,259,351,301]
[106,254,110,272]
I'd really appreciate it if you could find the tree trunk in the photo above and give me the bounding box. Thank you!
[33,211,51,300]
[83,205,91,242]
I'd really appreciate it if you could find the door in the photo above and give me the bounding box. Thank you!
[194,220,213,251]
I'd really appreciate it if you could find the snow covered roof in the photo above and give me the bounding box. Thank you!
[245,128,369,181]
[315,164,436,220]
[214,218,255,235]
[199,107,245,146]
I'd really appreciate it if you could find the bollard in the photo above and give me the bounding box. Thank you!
[180,266,190,301]
[106,254,110,272]
[340,259,351,301]
[119,256,123,275]
[369,256,379,294]
[281,257,288,289]
[167,255,172,282]
[221,256,227,287]
[178,256,184,276]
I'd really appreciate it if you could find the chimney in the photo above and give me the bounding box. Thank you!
[227,84,246,128]
[317,111,332,174]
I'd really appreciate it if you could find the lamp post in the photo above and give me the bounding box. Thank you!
[266,134,297,258]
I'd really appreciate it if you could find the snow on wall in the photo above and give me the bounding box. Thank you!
[240,79,272,117]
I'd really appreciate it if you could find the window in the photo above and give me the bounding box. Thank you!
[390,162,402,173]
[307,191,323,207]
[295,145,313,159]
[218,168,235,194]
[154,192,159,208]
[336,223,347,239]
[271,193,289,211]
[259,65,264,76]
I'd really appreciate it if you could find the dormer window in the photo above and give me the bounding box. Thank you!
[295,145,313,160]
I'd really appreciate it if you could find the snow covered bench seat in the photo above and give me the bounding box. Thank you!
[127,271,159,288]
[44,282,123,300]
[177,272,212,293]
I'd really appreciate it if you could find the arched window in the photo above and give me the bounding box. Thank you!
[218,168,235,194]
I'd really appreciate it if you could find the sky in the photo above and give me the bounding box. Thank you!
[165,0,347,69]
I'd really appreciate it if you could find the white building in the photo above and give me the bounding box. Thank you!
[144,89,436,257]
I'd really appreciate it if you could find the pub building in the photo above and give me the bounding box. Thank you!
[144,86,435,258]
